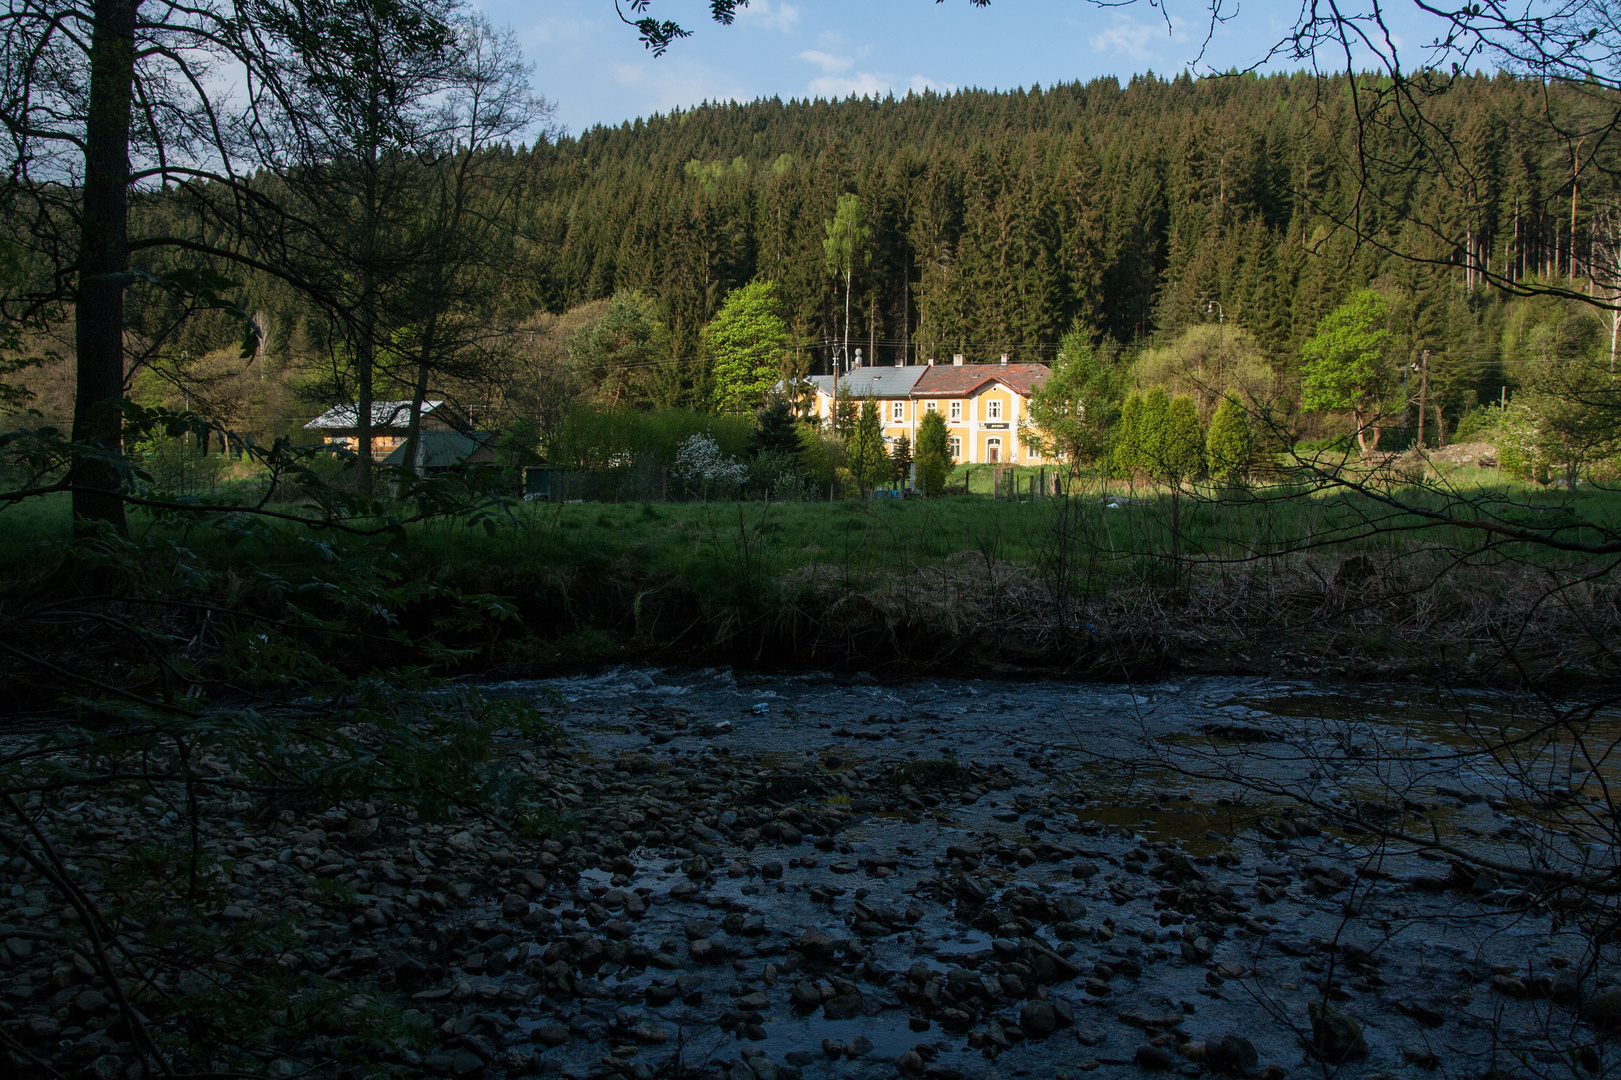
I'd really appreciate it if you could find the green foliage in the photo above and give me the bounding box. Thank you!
[1025,326,1122,468]
[1453,406,1503,443]
[847,399,892,495]
[1132,323,1276,408]
[1110,388,1202,482]
[1112,393,1143,477]
[891,433,913,481]
[1497,358,1621,487]
[566,289,672,406]
[1161,395,1206,481]
[1139,387,1170,475]
[749,398,802,458]
[1205,395,1255,482]
[832,381,858,434]
[796,421,836,487]
[823,194,871,286]
[547,405,751,475]
[915,409,953,497]
[1301,290,1392,452]
[706,279,789,414]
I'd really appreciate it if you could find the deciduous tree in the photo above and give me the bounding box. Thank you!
[1301,290,1392,455]
[707,279,789,414]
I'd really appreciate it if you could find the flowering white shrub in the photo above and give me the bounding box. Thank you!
[674,433,747,493]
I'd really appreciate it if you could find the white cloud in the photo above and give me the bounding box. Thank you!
[797,47,926,100]
[808,71,891,97]
[736,0,800,34]
[1090,17,1167,62]
[907,74,953,94]
[798,49,852,75]
[611,61,752,112]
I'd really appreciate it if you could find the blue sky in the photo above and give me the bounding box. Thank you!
[471,0,1452,136]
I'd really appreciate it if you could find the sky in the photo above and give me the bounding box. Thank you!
[471,0,1451,137]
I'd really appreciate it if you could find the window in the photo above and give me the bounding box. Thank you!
[948,436,962,459]
[891,401,904,422]
[986,437,1002,463]
[986,399,1002,421]
[926,401,937,413]
[949,400,962,421]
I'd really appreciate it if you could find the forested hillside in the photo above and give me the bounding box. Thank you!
[11,69,1608,442]
[505,70,1589,390]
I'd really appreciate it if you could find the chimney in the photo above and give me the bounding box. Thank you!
[1000,353,1009,365]
[927,357,935,366]
[952,353,964,367]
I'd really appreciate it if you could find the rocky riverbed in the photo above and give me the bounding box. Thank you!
[2,668,1615,1079]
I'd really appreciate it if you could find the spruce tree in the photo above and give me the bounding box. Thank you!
[915,410,953,497]
[847,399,891,496]
[749,399,802,457]
[891,434,913,485]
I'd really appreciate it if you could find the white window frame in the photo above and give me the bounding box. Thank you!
[986,399,1002,421]
[926,401,937,413]
[949,400,962,421]
[891,400,904,422]
[948,435,962,459]
[986,437,1002,462]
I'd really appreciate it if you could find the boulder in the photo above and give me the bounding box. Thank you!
[1308,1002,1367,1062]
[1018,1001,1059,1038]
[1207,1034,1259,1076]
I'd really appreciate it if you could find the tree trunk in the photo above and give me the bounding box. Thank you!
[843,269,851,373]
[1353,409,1368,455]
[355,298,376,498]
[71,0,140,536]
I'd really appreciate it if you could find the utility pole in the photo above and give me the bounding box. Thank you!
[1416,349,1430,450]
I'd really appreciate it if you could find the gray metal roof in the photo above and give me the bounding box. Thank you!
[379,430,493,468]
[805,366,926,399]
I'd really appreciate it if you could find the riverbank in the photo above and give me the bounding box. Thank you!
[3,486,1618,714]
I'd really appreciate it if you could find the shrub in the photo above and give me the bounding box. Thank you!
[1205,395,1254,482]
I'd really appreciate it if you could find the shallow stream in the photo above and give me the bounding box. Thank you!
[468,668,1618,1080]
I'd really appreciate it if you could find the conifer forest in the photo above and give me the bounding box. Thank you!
[5,3,1621,1079]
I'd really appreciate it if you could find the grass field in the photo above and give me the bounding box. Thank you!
[6,465,1616,589]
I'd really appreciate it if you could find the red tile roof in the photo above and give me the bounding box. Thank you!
[911,363,1050,397]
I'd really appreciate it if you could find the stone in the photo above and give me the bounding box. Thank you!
[1402,1046,1440,1069]
[1019,1001,1060,1038]
[531,1023,568,1047]
[823,992,863,1020]
[790,980,821,1009]
[501,893,529,920]
[1135,1044,1177,1070]
[1307,1002,1367,1062]
[846,1035,874,1058]
[797,927,835,958]
[1206,1034,1258,1076]
[1582,987,1621,1029]
[447,831,477,854]
[896,1050,927,1076]
[86,1055,123,1080]
[72,988,109,1015]
[630,1022,669,1045]
[761,860,784,880]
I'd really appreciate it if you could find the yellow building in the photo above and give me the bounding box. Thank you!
[803,358,1053,465]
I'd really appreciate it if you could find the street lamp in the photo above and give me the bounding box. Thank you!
[1205,300,1224,353]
